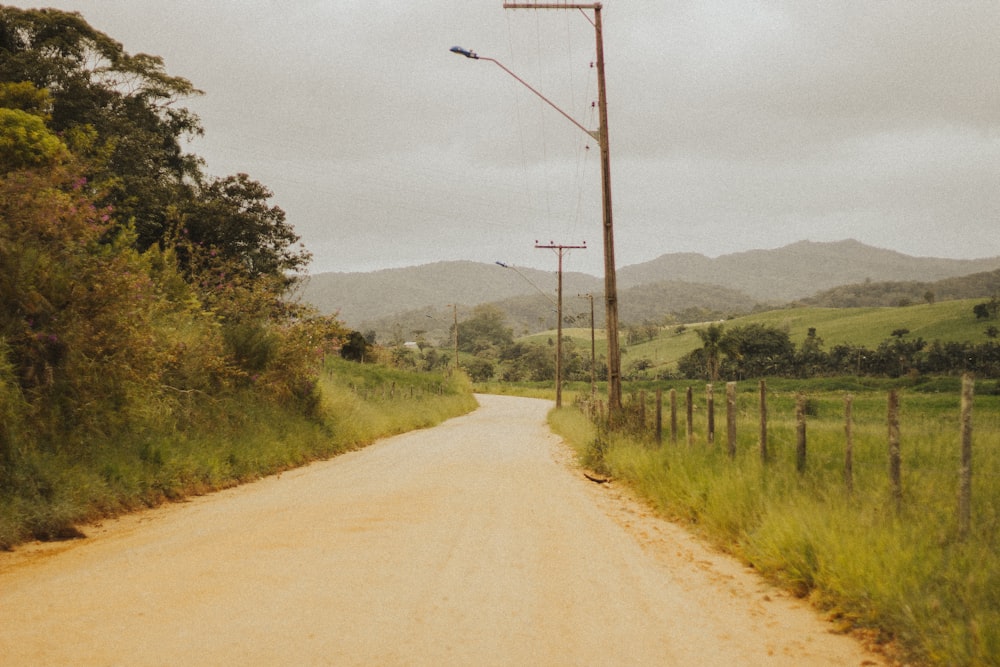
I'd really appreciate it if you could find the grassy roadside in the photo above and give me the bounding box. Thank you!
[548,385,1000,667]
[0,358,477,550]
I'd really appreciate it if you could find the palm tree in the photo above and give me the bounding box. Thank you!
[695,323,726,381]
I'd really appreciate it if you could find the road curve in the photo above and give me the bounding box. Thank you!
[0,394,883,666]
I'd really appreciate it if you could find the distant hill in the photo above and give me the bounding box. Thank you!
[801,268,1000,308]
[299,260,600,325]
[357,280,759,347]
[617,240,1000,302]
[300,240,1000,340]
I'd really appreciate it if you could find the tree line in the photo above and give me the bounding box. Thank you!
[1,8,345,482]
[677,320,1000,381]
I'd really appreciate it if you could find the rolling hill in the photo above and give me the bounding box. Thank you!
[299,240,1000,341]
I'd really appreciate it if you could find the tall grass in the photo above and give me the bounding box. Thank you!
[0,358,477,550]
[550,384,1000,666]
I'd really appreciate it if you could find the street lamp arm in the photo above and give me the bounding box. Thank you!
[449,47,600,142]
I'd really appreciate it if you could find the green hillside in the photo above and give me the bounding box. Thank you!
[532,298,997,374]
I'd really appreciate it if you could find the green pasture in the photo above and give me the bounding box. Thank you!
[551,380,1000,666]
[522,298,997,374]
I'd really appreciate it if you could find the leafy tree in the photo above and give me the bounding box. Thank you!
[1,8,308,291]
[0,7,204,249]
[178,173,311,281]
[868,336,926,377]
[974,298,999,320]
[464,357,494,382]
[0,106,68,171]
[677,347,707,380]
[456,304,513,354]
[340,330,370,362]
[718,323,795,379]
[794,327,827,377]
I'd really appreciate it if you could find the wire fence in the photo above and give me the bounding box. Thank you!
[587,373,994,541]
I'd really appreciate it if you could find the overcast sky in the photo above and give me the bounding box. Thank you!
[8,1,999,276]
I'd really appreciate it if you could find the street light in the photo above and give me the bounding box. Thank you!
[449,18,622,416]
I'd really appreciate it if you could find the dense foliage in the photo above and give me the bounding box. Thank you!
[676,322,1000,380]
[0,8,350,544]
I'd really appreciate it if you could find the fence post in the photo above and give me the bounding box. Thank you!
[795,392,807,473]
[686,386,694,447]
[706,383,715,445]
[888,389,902,512]
[639,390,647,432]
[726,381,737,459]
[655,388,663,446]
[759,379,768,464]
[958,373,974,540]
[844,393,854,494]
[670,389,678,445]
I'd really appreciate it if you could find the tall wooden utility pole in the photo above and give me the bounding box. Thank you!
[503,2,622,415]
[536,241,586,408]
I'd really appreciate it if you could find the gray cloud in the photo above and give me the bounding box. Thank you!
[5,0,998,276]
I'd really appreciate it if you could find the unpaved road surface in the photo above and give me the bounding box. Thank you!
[0,394,885,666]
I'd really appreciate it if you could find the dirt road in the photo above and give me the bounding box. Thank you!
[0,394,884,666]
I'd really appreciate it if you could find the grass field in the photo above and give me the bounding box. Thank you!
[524,298,997,375]
[550,379,1000,666]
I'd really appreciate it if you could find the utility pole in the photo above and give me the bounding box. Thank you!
[578,292,596,401]
[502,2,622,415]
[447,303,458,374]
[536,241,586,408]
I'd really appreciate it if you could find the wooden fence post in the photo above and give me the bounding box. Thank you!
[686,386,694,447]
[759,379,768,464]
[655,388,663,446]
[958,373,974,540]
[844,394,854,494]
[639,390,647,432]
[795,392,807,473]
[670,389,678,445]
[888,389,902,512]
[726,381,737,460]
[706,383,715,445]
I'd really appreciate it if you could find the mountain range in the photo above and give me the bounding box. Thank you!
[299,240,1000,342]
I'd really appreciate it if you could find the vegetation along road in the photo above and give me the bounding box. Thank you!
[0,395,884,666]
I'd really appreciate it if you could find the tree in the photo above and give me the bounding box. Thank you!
[464,357,494,382]
[719,323,795,379]
[179,173,311,281]
[456,305,513,354]
[340,331,370,362]
[974,298,999,320]
[694,323,726,381]
[794,327,827,377]
[0,7,204,250]
[0,106,68,171]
